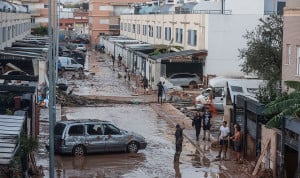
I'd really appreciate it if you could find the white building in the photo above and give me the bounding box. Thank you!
[120,0,285,79]
[0,9,31,50]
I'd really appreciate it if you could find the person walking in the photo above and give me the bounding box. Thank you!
[117,54,122,67]
[111,54,115,67]
[230,124,242,163]
[174,124,183,163]
[216,121,230,160]
[162,81,168,102]
[202,106,212,141]
[157,81,164,104]
[192,110,202,141]
[142,76,148,94]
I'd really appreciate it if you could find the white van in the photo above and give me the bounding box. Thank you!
[195,77,266,111]
[58,57,83,71]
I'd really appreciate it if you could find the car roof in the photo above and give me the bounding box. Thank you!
[56,119,112,125]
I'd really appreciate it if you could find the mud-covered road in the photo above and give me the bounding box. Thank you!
[34,49,252,178]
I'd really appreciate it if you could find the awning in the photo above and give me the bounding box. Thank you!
[0,115,25,165]
[149,49,207,62]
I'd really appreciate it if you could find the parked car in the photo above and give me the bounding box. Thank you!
[58,57,83,71]
[54,119,147,156]
[166,73,201,87]
[0,70,30,85]
[75,44,87,52]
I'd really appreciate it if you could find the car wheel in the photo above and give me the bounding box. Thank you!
[73,145,85,156]
[127,141,139,153]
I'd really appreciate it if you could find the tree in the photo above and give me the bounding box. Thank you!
[31,26,48,36]
[262,81,300,128]
[238,15,283,84]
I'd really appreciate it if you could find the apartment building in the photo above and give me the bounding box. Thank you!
[281,0,300,92]
[120,0,285,78]
[0,8,31,50]
[21,0,50,27]
[88,0,148,45]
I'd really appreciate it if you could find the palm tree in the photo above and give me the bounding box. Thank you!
[263,81,300,128]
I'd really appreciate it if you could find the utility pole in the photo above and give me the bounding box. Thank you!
[47,0,56,176]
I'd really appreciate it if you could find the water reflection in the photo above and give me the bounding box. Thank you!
[174,161,182,178]
[54,153,146,178]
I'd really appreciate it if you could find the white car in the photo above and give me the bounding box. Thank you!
[167,73,201,87]
[75,44,87,52]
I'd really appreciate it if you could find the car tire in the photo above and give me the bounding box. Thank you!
[73,145,85,156]
[127,141,139,153]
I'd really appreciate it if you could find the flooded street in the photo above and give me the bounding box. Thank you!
[34,50,251,178]
[37,105,225,178]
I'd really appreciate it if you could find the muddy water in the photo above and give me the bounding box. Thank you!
[44,105,225,178]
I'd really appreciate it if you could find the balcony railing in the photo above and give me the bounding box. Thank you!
[121,9,232,15]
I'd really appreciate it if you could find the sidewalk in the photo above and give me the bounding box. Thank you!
[151,103,253,178]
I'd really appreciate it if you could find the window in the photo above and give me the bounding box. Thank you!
[286,44,291,65]
[137,24,140,34]
[128,23,131,32]
[99,19,109,24]
[103,124,120,135]
[149,25,153,37]
[156,26,161,39]
[120,23,123,30]
[2,27,6,42]
[165,27,171,41]
[143,25,147,36]
[132,24,136,33]
[87,124,103,135]
[44,4,48,8]
[69,125,84,136]
[187,30,197,46]
[124,23,127,31]
[176,28,183,43]
[297,46,300,76]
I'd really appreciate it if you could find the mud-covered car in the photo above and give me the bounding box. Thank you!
[54,119,147,156]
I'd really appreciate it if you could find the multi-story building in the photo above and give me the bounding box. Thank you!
[21,0,50,27]
[88,0,149,46]
[120,0,285,78]
[0,4,31,49]
[281,0,300,92]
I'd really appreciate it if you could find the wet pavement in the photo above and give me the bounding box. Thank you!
[34,49,254,178]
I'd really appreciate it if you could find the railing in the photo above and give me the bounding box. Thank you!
[122,9,232,15]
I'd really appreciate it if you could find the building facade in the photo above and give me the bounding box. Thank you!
[281,0,300,92]
[88,0,148,46]
[0,10,31,50]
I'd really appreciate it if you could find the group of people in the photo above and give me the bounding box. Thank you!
[110,53,123,68]
[156,81,168,104]
[192,106,213,141]
[189,107,243,162]
[216,121,242,162]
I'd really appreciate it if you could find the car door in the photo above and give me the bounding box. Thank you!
[65,124,86,151]
[103,124,126,152]
[85,124,105,153]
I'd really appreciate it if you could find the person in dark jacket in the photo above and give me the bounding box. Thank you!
[192,110,202,141]
[202,106,212,141]
[157,81,164,104]
[174,124,183,162]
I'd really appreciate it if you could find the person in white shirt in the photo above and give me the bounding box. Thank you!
[216,121,230,160]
